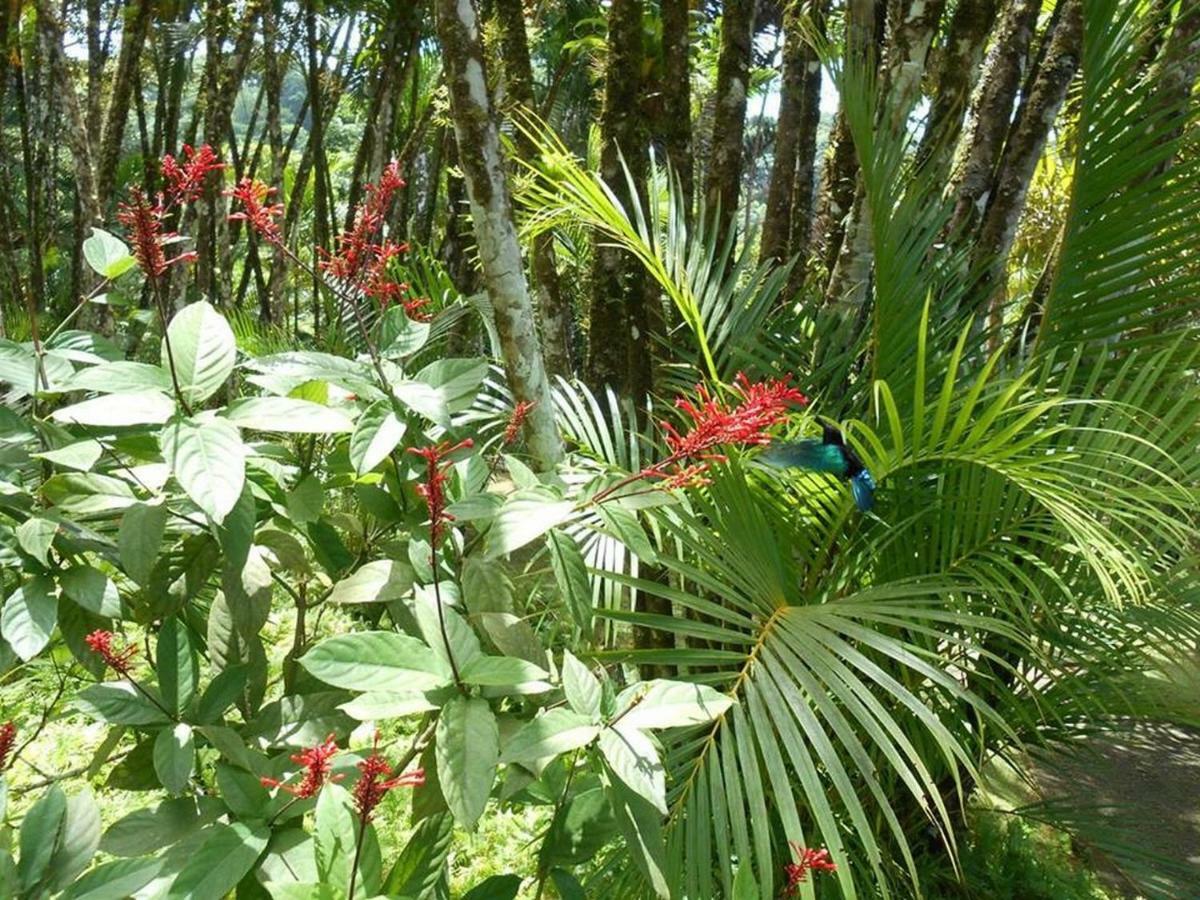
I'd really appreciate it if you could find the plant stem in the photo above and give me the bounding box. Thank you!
[348,820,365,900]
[429,542,463,689]
[150,274,193,416]
[534,747,582,900]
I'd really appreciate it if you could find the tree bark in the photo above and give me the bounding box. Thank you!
[495,0,573,377]
[97,0,154,206]
[761,0,810,264]
[974,0,1082,328]
[703,0,754,243]
[436,0,564,469]
[586,0,649,397]
[660,0,694,220]
[946,0,1042,237]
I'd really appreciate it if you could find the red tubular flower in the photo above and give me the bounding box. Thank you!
[409,439,474,546]
[0,721,15,771]
[352,733,425,823]
[116,189,197,278]
[260,733,343,798]
[85,630,138,676]
[227,178,284,244]
[503,401,536,446]
[783,845,837,893]
[161,144,224,206]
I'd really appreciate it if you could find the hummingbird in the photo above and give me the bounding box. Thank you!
[761,421,877,512]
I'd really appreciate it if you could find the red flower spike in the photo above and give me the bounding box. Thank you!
[503,401,536,446]
[161,144,224,206]
[227,178,284,245]
[409,439,474,547]
[0,721,15,771]
[352,732,424,823]
[260,734,343,799]
[85,630,138,676]
[783,844,837,893]
[401,296,432,321]
[116,189,195,278]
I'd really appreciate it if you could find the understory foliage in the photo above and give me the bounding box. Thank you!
[0,2,1198,899]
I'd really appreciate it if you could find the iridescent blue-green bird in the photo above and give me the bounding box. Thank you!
[761,421,877,511]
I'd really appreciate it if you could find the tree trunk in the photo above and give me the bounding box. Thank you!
[974,0,1082,329]
[703,0,754,243]
[586,0,648,396]
[436,0,564,469]
[915,0,1000,175]
[660,0,694,220]
[946,0,1042,237]
[812,111,857,276]
[495,0,573,377]
[761,0,811,265]
[97,0,154,206]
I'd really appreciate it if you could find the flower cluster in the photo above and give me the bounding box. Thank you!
[352,733,425,823]
[0,721,15,771]
[161,143,224,205]
[409,438,474,546]
[503,401,536,446]
[85,629,138,676]
[227,178,284,245]
[260,733,343,798]
[117,189,198,278]
[783,845,837,893]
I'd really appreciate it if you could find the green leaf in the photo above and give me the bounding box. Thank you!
[42,472,136,517]
[33,439,104,471]
[300,631,450,691]
[287,475,325,524]
[380,307,431,358]
[562,651,602,718]
[74,682,171,726]
[161,415,246,523]
[100,797,225,857]
[16,517,57,565]
[486,490,576,558]
[499,709,599,766]
[61,566,122,617]
[545,532,591,633]
[224,397,354,434]
[61,857,164,900]
[154,724,195,794]
[164,301,237,405]
[382,812,453,897]
[598,725,665,814]
[215,762,270,817]
[119,501,169,586]
[83,228,136,279]
[18,784,67,894]
[51,390,176,426]
[196,666,249,723]
[603,768,669,899]
[327,559,414,605]
[614,680,734,730]
[393,380,450,427]
[596,505,657,563]
[338,690,441,720]
[2,576,58,660]
[65,361,173,394]
[459,656,549,687]
[313,784,356,889]
[349,400,407,476]
[417,358,488,411]
[460,874,523,900]
[157,617,198,716]
[46,788,102,892]
[165,821,269,900]
[262,883,340,900]
[436,696,499,830]
[541,787,617,868]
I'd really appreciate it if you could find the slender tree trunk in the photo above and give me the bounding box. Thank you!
[86,0,103,140]
[14,47,45,316]
[703,0,754,242]
[915,0,1000,175]
[495,0,573,377]
[946,0,1042,237]
[264,0,286,324]
[812,111,857,275]
[975,0,1082,330]
[436,0,564,468]
[586,0,649,396]
[1146,3,1200,175]
[97,0,154,205]
[306,0,331,334]
[660,0,694,220]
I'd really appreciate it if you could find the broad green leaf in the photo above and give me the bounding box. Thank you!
[51,390,176,427]
[598,725,665,814]
[314,784,356,888]
[477,612,548,668]
[42,472,136,517]
[16,517,56,565]
[486,489,575,557]
[417,358,488,411]
[546,530,592,631]
[119,502,168,586]
[327,559,414,605]
[614,680,734,730]
[65,361,172,394]
[459,656,549,687]
[74,682,171,726]
[499,708,599,766]
[61,566,122,617]
[382,812,453,897]
[18,784,67,894]
[460,874,523,900]
[83,228,136,279]
[413,595,483,673]
[562,651,602,718]
[339,689,440,720]
[61,857,164,900]
[436,696,498,830]
[161,415,246,523]
[541,787,617,868]
[596,505,657,563]
[603,768,669,899]
[262,884,340,900]
[349,400,407,476]
[393,379,450,427]
[2,577,58,660]
[157,617,198,715]
[215,763,270,818]
[164,301,237,404]
[154,724,195,794]
[46,788,102,892]
[380,307,431,357]
[286,475,324,524]
[300,631,450,691]
[33,439,104,471]
[224,397,354,434]
[165,821,269,900]
[100,797,225,857]
[196,665,249,723]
